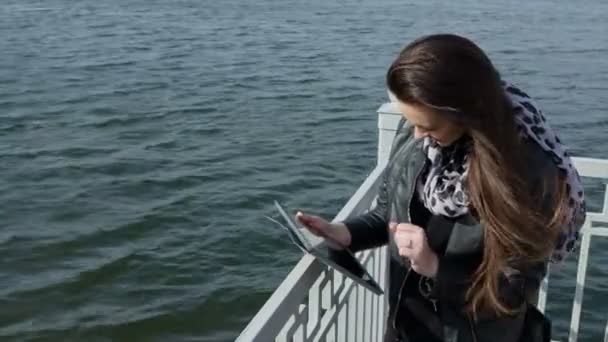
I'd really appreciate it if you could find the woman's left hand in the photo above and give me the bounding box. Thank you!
[389,222,439,278]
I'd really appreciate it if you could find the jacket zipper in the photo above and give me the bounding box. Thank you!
[392,268,412,330]
[467,314,478,342]
[392,157,427,331]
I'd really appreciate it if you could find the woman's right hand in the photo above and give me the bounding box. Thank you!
[296,212,352,249]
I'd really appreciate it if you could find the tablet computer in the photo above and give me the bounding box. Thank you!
[266,200,383,295]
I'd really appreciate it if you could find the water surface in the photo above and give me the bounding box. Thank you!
[1,0,607,340]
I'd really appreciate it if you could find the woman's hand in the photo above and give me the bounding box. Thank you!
[296,212,352,249]
[390,222,438,278]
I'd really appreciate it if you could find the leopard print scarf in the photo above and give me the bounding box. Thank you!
[418,82,586,262]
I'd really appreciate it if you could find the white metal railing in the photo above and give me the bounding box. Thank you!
[237,163,388,342]
[537,156,608,342]
[237,102,608,342]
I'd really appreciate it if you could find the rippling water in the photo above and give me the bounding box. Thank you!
[1,0,607,341]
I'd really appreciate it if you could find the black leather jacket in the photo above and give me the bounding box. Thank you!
[343,120,557,342]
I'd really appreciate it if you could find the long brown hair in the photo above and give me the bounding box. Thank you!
[386,34,568,316]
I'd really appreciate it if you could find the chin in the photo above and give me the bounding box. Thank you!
[436,134,465,147]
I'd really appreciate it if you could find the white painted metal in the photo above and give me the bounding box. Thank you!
[237,102,608,342]
[377,102,402,165]
[542,164,608,342]
[572,157,608,179]
[568,220,592,342]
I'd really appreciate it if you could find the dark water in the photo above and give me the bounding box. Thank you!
[1,0,607,341]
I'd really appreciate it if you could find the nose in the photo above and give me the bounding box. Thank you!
[414,127,426,139]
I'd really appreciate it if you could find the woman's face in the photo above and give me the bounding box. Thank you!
[396,101,466,146]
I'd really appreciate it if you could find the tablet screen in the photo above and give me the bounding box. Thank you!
[268,200,384,295]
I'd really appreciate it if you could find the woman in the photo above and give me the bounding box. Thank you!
[296,34,586,342]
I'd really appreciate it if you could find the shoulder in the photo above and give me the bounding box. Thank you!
[385,119,424,179]
[396,118,414,137]
[391,118,416,151]
[521,138,561,196]
[503,82,560,184]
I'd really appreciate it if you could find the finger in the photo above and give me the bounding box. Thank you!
[396,239,418,251]
[399,247,414,258]
[389,221,398,234]
[296,211,309,223]
[295,212,311,227]
[396,225,426,244]
[302,225,323,236]
[296,212,318,227]
[395,231,415,245]
[296,213,323,233]
[395,223,422,233]
[396,234,422,254]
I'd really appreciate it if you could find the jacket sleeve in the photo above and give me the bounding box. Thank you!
[341,167,390,252]
[341,118,411,253]
[433,154,559,317]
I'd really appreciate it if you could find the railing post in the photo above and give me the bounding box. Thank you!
[377,101,402,165]
[375,98,402,340]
